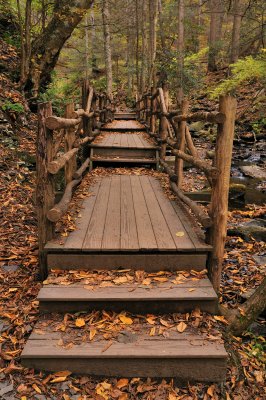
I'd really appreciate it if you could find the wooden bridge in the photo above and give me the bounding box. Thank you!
[21,81,237,382]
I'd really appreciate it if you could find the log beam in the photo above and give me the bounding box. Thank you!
[73,158,90,179]
[170,182,212,228]
[48,148,78,175]
[45,116,81,130]
[47,179,81,222]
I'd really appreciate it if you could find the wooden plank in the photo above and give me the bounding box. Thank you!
[149,177,195,251]
[140,176,176,251]
[120,175,139,250]
[113,134,121,146]
[63,180,101,249]
[21,356,227,381]
[132,134,145,148]
[47,253,208,270]
[171,201,212,252]
[82,177,111,250]
[90,157,157,164]
[22,333,227,359]
[130,175,157,250]
[120,133,129,148]
[101,176,121,250]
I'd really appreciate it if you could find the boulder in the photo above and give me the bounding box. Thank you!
[228,219,266,241]
[240,165,266,181]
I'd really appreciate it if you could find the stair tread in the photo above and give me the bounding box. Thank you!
[91,156,157,163]
[38,278,217,302]
[22,323,226,359]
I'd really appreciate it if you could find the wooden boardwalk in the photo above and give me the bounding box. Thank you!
[89,123,159,168]
[46,175,210,270]
[22,111,227,382]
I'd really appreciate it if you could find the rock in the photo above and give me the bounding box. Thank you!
[228,219,266,241]
[188,121,205,133]
[206,150,215,159]
[0,382,14,397]
[252,255,266,267]
[248,322,266,336]
[240,165,266,180]
[229,183,246,200]
[2,264,19,272]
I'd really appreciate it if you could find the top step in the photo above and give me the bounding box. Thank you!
[114,112,137,120]
[102,120,145,132]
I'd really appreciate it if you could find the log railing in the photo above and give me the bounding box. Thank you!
[136,87,237,293]
[36,81,114,279]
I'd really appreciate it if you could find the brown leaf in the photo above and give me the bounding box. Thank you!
[75,318,85,328]
[116,378,129,389]
[177,322,187,333]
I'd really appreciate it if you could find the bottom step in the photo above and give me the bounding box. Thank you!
[21,314,227,382]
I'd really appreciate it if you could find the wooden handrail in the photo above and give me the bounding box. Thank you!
[46,116,81,130]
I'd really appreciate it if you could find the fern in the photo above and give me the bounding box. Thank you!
[210,53,266,99]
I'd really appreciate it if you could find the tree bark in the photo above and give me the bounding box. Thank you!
[230,0,242,63]
[24,0,94,98]
[102,0,113,99]
[177,0,184,104]
[226,277,266,336]
[148,0,159,87]
[208,0,219,72]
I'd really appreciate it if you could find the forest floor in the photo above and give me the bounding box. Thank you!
[0,40,265,399]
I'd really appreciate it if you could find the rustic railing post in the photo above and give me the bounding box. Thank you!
[158,85,168,159]
[150,87,156,135]
[82,79,90,136]
[175,99,189,188]
[207,95,237,292]
[36,102,55,280]
[65,102,77,184]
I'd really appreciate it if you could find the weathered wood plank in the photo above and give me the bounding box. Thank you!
[140,176,176,251]
[130,175,157,250]
[149,177,195,250]
[82,177,111,250]
[47,253,208,270]
[63,181,101,249]
[120,175,139,250]
[101,176,121,250]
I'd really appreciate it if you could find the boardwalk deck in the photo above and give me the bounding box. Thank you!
[45,175,211,271]
[22,111,227,382]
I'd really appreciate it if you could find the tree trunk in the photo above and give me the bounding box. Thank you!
[208,0,219,72]
[158,0,166,50]
[226,277,266,336]
[102,0,113,99]
[140,1,148,93]
[177,0,184,104]
[230,0,242,64]
[24,0,94,99]
[148,0,159,87]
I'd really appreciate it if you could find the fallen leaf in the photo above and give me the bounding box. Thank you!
[176,231,184,237]
[90,328,97,340]
[177,322,187,333]
[75,318,85,328]
[50,376,67,383]
[32,384,41,394]
[150,326,156,336]
[117,378,129,389]
[119,315,133,325]
[54,370,72,377]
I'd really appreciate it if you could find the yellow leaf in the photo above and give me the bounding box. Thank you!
[150,327,156,336]
[32,384,41,394]
[21,397,27,400]
[54,370,72,377]
[177,322,187,333]
[207,384,215,397]
[142,278,151,285]
[188,288,195,292]
[119,315,133,325]
[160,319,170,327]
[169,394,178,400]
[90,328,97,340]
[116,378,129,389]
[75,318,85,328]
[50,376,67,383]
[146,316,156,325]
[214,315,228,325]
[153,277,168,282]
[176,231,184,237]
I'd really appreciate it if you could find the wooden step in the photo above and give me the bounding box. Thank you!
[101,127,146,132]
[91,156,158,165]
[21,321,227,381]
[114,113,137,120]
[38,277,218,314]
